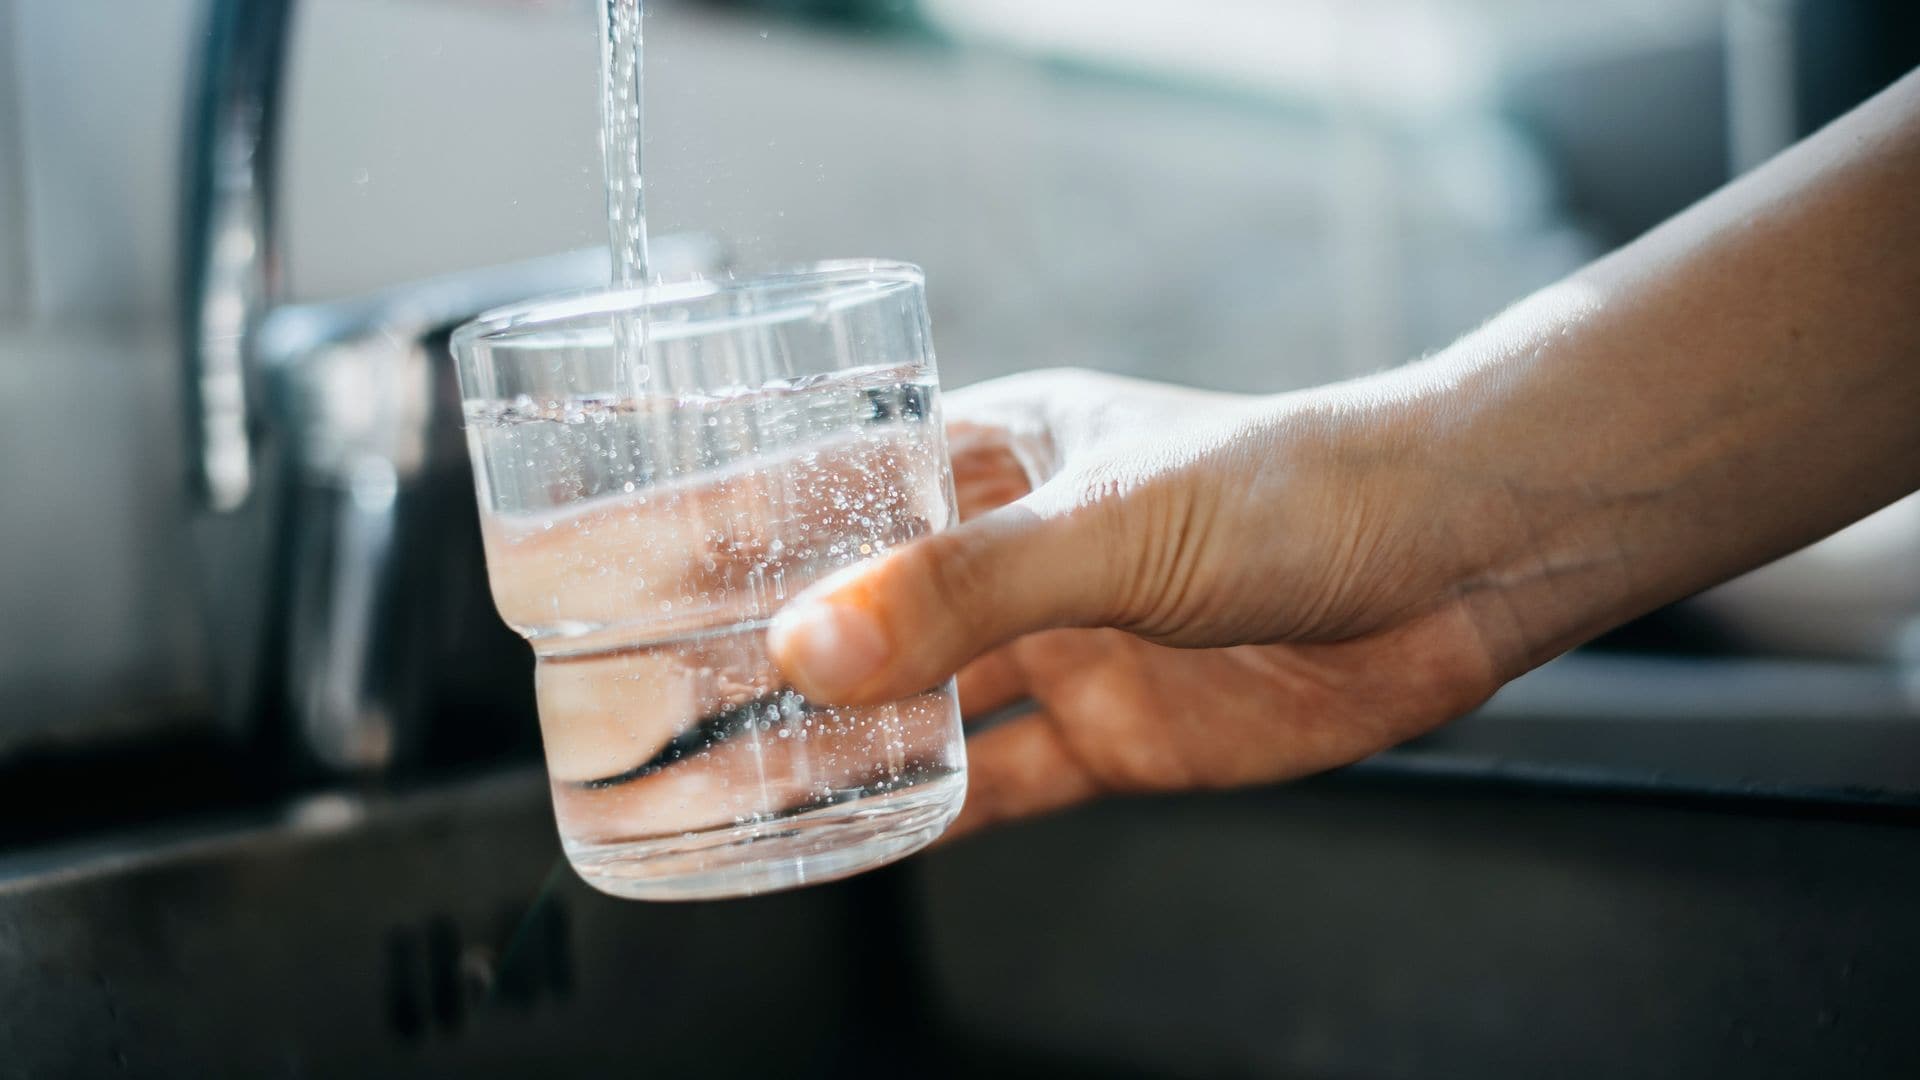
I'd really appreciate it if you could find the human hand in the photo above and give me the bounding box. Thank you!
[768,369,1509,836]
[780,71,1920,838]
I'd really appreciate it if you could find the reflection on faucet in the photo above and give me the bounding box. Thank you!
[181,0,292,514]
[261,250,622,774]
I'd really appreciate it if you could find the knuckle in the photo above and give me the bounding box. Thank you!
[1080,727,1187,797]
[1047,467,1168,629]
[907,530,995,624]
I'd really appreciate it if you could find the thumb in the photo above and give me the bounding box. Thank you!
[767,493,1114,705]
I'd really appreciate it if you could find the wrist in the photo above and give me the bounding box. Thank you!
[1354,354,1630,682]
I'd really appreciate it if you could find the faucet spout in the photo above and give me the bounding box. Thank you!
[180,0,296,512]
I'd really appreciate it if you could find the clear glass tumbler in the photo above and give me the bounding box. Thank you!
[451,261,966,900]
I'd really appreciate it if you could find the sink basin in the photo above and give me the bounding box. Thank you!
[0,769,901,1076]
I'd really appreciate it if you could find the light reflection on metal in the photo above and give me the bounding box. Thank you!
[180,0,294,512]
[300,453,400,773]
[256,250,619,777]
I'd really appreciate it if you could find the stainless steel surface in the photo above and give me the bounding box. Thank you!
[176,0,296,751]
[4,764,1918,1077]
[916,777,1920,1080]
[0,768,906,1077]
[257,243,717,772]
[263,250,608,772]
[1482,651,1920,726]
[180,0,293,515]
[1403,651,1920,797]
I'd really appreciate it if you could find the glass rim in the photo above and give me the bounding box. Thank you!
[450,258,925,353]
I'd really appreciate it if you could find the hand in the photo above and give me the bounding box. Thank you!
[770,71,1920,838]
[769,369,1508,836]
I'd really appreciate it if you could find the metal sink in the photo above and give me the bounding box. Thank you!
[6,760,1920,1078]
[0,769,905,1077]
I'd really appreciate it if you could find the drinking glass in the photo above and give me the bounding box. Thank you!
[452,261,966,900]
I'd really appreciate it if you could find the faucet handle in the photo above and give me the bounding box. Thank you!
[255,239,726,775]
[258,248,614,774]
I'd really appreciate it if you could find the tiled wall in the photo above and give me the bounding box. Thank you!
[9,1,198,324]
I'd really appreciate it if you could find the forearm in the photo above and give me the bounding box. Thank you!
[1412,70,1920,678]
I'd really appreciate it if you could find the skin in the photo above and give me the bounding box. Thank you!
[768,69,1920,839]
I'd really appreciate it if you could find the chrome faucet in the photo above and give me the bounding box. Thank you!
[181,0,290,516]
[179,0,717,773]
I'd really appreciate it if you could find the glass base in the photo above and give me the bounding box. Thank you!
[562,771,966,901]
